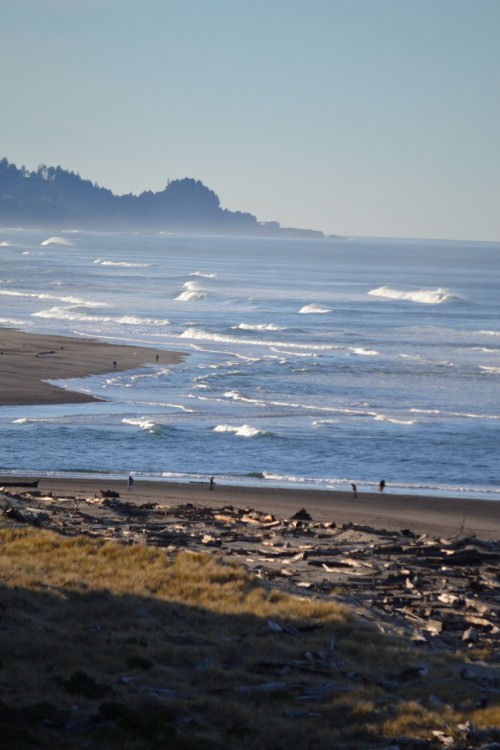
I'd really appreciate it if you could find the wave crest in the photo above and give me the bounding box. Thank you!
[299,304,331,314]
[368,286,457,304]
[122,417,157,432]
[41,236,73,247]
[233,323,285,332]
[93,259,151,267]
[213,424,267,438]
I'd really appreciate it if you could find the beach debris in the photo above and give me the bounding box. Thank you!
[2,501,30,523]
[1,488,499,659]
[0,479,39,488]
[290,508,312,521]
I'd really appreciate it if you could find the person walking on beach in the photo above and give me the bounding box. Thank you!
[209,476,215,491]
[378,479,385,493]
[128,474,134,492]
[351,482,357,498]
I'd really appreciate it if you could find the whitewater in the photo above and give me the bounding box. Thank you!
[0,229,499,500]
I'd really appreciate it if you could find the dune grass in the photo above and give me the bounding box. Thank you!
[0,523,498,749]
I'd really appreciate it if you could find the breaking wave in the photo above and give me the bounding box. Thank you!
[299,304,331,314]
[349,347,379,356]
[41,236,73,247]
[32,306,170,325]
[180,326,338,351]
[122,417,157,432]
[175,281,206,301]
[0,290,106,307]
[373,414,418,425]
[213,424,268,438]
[233,323,285,332]
[368,286,457,304]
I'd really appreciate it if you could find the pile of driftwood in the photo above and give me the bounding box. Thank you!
[2,487,499,659]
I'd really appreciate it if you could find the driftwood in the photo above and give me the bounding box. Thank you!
[1,490,499,659]
[0,479,39,488]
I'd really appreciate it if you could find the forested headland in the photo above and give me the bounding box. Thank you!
[0,158,323,237]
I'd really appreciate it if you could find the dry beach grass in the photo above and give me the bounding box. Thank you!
[1,522,499,749]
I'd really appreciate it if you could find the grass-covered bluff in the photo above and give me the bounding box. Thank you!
[0,524,498,749]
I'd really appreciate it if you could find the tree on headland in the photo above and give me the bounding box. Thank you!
[0,157,324,237]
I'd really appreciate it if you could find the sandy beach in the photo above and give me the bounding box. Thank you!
[0,326,498,539]
[1,476,498,541]
[0,327,183,406]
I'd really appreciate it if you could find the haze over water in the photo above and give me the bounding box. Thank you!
[0,229,499,500]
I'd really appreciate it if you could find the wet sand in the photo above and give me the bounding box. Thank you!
[1,476,498,541]
[0,327,183,405]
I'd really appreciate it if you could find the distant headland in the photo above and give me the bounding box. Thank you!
[0,158,326,238]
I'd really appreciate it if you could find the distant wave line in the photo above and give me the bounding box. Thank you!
[0,290,107,307]
[32,306,170,326]
[180,326,340,351]
[93,258,151,268]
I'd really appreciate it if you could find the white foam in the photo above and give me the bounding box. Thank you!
[122,417,157,431]
[180,326,338,351]
[233,323,285,331]
[0,289,106,307]
[368,286,456,304]
[0,241,12,247]
[299,304,331,314]
[213,424,265,437]
[0,317,30,326]
[189,271,216,278]
[175,281,206,301]
[41,236,73,247]
[32,306,169,326]
[373,414,418,425]
[349,347,379,356]
[93,259,151,267]
[479,365,500,375]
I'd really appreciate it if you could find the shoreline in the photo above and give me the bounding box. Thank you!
[0,327,497,517]
[0,326,184,405]
[2,476,499,540]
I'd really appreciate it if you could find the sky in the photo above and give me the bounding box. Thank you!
[1,0,499,241]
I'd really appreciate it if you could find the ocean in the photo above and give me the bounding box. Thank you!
[0,229,499,501]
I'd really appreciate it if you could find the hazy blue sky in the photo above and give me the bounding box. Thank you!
[2,0,499,240]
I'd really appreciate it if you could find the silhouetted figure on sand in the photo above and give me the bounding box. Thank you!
[128,474,134,492]
[378,480,385,493]
[351,482,357,498]
[209,476,215,490]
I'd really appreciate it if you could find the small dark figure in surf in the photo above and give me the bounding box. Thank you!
[209,476,215,491]
[113,360,117,369]
[128,474,134,492]
[351,482,357,498]
[378,480,385,493]
[156,354,159,362]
